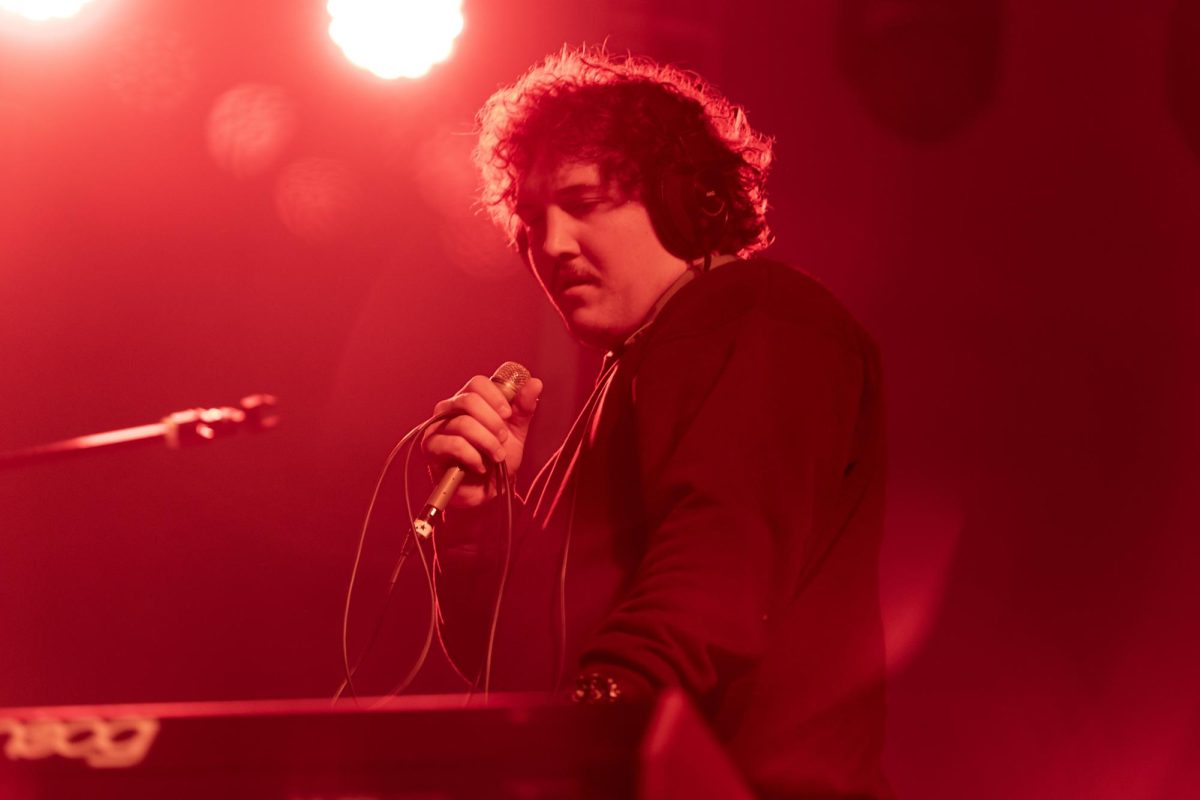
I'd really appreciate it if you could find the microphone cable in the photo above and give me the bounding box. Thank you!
[336,412,520,707]
[334,412,450,706]
[445,458,515,705]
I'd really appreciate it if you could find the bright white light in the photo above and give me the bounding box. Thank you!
[0,0,94,21]
[327,0,464,80]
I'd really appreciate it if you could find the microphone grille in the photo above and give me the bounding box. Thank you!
[490,361,531,400]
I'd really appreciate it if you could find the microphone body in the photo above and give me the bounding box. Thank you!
[412,362,530,538]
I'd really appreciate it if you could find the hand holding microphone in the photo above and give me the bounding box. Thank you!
[416,362,544,535]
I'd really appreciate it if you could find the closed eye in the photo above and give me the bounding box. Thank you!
[560,197,609,217]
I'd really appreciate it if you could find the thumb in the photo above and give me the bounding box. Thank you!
[508,377,543,434]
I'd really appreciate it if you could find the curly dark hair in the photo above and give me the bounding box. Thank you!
[474,45,774,257]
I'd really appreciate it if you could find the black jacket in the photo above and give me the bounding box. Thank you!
[437,258,891,799]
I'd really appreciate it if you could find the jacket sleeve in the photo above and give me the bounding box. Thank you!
[577,277,871,701]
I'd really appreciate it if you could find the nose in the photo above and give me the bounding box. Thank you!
[536,205,580,261]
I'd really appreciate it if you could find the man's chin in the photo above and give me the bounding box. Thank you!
[562,315,622,351]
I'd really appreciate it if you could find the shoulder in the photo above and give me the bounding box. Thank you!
[645,257,877,363]
[624,258,881,480]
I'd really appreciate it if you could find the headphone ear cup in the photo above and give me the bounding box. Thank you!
[515,226,531,261]
[650,167,707,260]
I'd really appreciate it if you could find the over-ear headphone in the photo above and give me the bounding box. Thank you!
[647,136,731,262]
[515,225,530,261]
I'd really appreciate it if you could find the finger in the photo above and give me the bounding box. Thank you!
[446,479,495,508]
[511,377,543,418]
[432,373,508,417]
[439,391,510,440]
[425,432,490,475]
[440,414,507,464]
[462,374,515,419]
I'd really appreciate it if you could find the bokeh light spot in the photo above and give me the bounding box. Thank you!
[0,0,94,21]
[881,482,964,672]
[412,129,521,280]
[107,26,196,113]
[207,84,297,179]
[326,0,464,80]
[275,157,359,243]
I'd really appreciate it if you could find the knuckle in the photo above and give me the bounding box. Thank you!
[463,394,503,428]
[464,375,492,395]
[448,415,490,446]
[425,435,456,460]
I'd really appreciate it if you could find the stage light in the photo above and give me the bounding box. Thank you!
[326,0,464,80]
[0,0,94,21]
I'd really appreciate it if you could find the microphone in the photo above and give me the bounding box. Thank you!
[0,394,279,472]
[412,361,530,538]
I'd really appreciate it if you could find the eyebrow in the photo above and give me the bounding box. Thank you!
[515,182,610,217]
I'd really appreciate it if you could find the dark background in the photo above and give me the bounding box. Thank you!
[2,1,1197,797]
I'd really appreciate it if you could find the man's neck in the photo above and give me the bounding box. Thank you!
[703,253,740,271]
[609,253,743,357]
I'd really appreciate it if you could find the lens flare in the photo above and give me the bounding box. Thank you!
[326,0,464,80]
[0,0,94,20]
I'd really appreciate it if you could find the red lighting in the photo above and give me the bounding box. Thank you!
[107,26,196,113]
[412,130,518,280]
[207,84,297,179]
[274,157,359,243]
[326,0,464,80]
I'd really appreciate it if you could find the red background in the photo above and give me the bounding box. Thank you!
[1,1,1197,797]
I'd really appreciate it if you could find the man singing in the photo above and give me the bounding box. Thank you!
[421,46,891,799]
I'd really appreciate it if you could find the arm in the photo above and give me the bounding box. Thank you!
[578,281,871,701]
[420,373,543,680]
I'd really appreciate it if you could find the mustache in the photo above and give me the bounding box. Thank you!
[553,269,598,289]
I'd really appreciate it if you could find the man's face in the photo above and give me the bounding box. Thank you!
[516,161,689,350]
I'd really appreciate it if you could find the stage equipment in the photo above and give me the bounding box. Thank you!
[413,361,530,539]
[0,690,753,799]
[0,394,278,472]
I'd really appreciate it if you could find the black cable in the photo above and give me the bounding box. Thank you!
[550,356,622,693]
[332,542,410,705]
[334,412,451,706]
[365,427,442,707]
[481,461,514,698]
[552,479,579,694]
[338,399,525,707]
[452,460,515,706]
